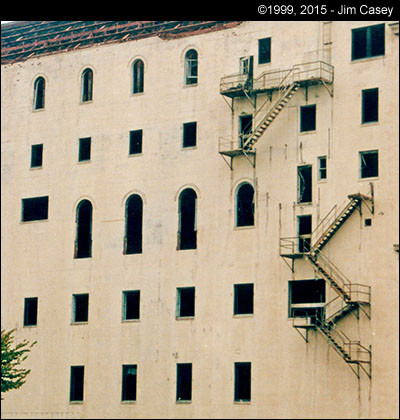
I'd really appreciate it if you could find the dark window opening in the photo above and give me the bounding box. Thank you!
[33,77,45,110]
[178,189,197,250]
[360,150,379,178]
[298,215,312,253]
[234,284,254,315]
[289,279,325,321]
[75,200,92,259]
[129,130,143,155]
[79,137,91,162]
[133,59,144,94]
[364,218,372,227]
[258,37,271,64]
[124,195,143,254]
[352,24,385,61]
[122,365,137,401]
[185,49,198,85]
[300,104,316,132]
[177,287,195,318]
[318,156,327,180]
[176,363,192,401]
[239,114,253,148]
[183,122,197,148]
[81,68,93,102]
[70,366,85,402]
[23,297,38,327]
[123,290,140,321]
[72,293,89,323]
[298,165,312,203]
[22,196,49,222]
[234,362,251,402]
[236,183,255,227]
[362,88,379,124]
[239,56,254,90]
[31,144,43,168]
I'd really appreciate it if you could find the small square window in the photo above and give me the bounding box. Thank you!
[318,156,327,180]
[72,294,89,323]
[360,150,379,179]
[177,287,195,318]
[79,137,91,162]
[31,144,43,168]
[70,366,85,402]
[122,291,140,321]
[183,122,197,148]
[300,105,316,132]
[122,365,137,401]
[129,130,143,155]
[23,297,38,326]
[234,362,251,402]
[362,88,379,124]
[258,37,271,64]
[234,284,254,315]
[364,218,372,227]
[21,196,49,222]
[176,363,192,402]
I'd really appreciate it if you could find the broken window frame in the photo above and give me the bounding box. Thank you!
[300,104,316,132]
[297,165,312,204]
[124,194,143,255]
[75,199,93,259]
[21,196,49,222]
[360,150,379,179]
[176,363,192,402]
[132,59,144,94]
[183,122,197,148]
[236,183,255,227]
[122,290,141,321]
[185,49,198,85]
[234,362,251,402]
[351,23,385,61]
[70,366,85,402]
[318,156,327,180]
[288,279,325,321]
[121,365,137,402]
[33,76,45,110]
[258,37,271,64]
[129,130,143,155]
[178,188,197,250]
[23,297,38,327]
[176,287,195,319]
[81,68,93,103]
[234,283,254,316]
[362,88,379,124]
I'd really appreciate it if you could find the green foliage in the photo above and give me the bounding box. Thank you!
[1,329,36,397]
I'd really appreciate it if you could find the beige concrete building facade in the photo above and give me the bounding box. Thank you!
[1,20,399,418]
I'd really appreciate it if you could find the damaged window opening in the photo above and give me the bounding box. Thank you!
[31,144,43,168]
[70,366,85,402]
[234,284,254,315]
[234,362,251,402]
[78,137,91,162]
[72,293,89,323]
[178,188,197,250]
[185,49,198,85]
[75,200,92,259]
[176,363,192,402]
[298,215,312,253]
[239,114,253,148]
[177,287,195,318]
[183,122,197,148]
[362,88,379,124]
[124,194,143,254]
[122,365,137,402]
[297,165,312,203]
[132,59,144,94]
[122,290,140,321]
[318,156,327,180]
[81,68,93,102]
[360,150,379,178]
[288,279,325,321]
[300,104,316,132]
[129,130,142,155]
[258,37,271,64]
[23,297,38,327]
[21,196,49,222]
[33,76,45,110]
[352,24,385,61]
[236,183,255,227]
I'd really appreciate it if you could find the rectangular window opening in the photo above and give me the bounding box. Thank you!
[122,365,137,401]
[183,122,197,148]
[362,88,379,124]
[23,297,38,327]
[352,24,385,61]
[122,291,140,321]
[176,363,192,402]
[239,114,253,148]
[129,130,143,155]
[177,287,195,318]
[298,215,312,253]
[70,366,85,402]
[318,156,327,180]
[258,37,271,64]
[79,137,91,162]
[72,293,89,323]
[234,284,254,315]
[297,165,312,203]
[360,150,379,179]
[21,196,49,222]
[289,279,325,320]
[300,104,316,132]
[31,144,43,168]
[234,362,251,402]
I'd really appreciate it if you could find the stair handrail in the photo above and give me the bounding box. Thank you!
[323,295,352,324]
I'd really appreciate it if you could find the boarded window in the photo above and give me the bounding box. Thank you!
[362,88,379,124]
[33,77,45,110]
[234,284,254,315]
[133,59,144,94]
[298,165,312,203]
[234,362,251,402]
[352,24,385,61]
[81,68,93,102]
[124,194,143,254]
[177,287,195,318]
[360,150,379,178]
[22,196,49,222]
[178,188,197,250]
[31,144,43,168]
[258,37,271,64]
[129,130,143,155]
[70,366,85,402]
[185,49,198,85]
[300,104,316,132]
[79,137,91,162]
[318,156,327,180]
[72,293,89,323]
[176,363,192,401]
[298,215,312,253]
[183,122,197,148]
[236,183,254,227]
[122,365,137,401]
[122,290,140,321]
[23,297,38,326]
[289,279,325,320]
[75,200,92,258]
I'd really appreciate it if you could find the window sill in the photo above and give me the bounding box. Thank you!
[183,83,198,89]
[32,108,45,113]
[77,160,91,165]
[20,219,49,224]
[30,166,43,170]
[296,201,313,206]
[176,316,195,321]
[317,179,327,184]
[121,400,137,405]
[122,319,140,323]
[71,322,88,326]
[69,401,83,405]
[299,130,316,135]
[182,146,197,151]
[358,176,379,182]
[234,400,251,405]
[361,121,379,127]
[23,325,37,328]
[233,314,254,318]
[128,153,143,158]
[130,92,144,98]
[176,400,192,404]
[234,225,256,231]
[80,100,93,105]
[350,55,385,64]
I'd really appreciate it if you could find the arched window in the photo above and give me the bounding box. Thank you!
[178,188,197,250]
[81,68,93,102]
[124,194,143,254]
[132,59,144,94]
[185,49,198,85]
[236,183,255,227]
[75,200,92,258]
[33,76,45,110]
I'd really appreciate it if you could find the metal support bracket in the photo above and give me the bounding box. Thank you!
[321,79,334,97]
